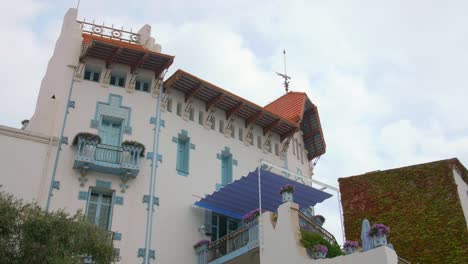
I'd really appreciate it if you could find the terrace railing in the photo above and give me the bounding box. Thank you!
[298,211,338,245]
[196,220,259,264]
[74,137,142,177]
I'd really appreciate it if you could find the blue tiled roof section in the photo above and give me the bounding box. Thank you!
[194,168,332,219]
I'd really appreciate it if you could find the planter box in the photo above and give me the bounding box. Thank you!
[281,191,293,203]
[372,234,387,247]
[313,251,327,259]
[344,247,357,255]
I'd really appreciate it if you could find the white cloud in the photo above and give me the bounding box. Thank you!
[1,0,467,245]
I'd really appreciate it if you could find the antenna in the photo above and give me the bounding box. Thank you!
[276,49,291,93]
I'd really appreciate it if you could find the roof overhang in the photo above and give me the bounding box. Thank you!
[164,70,299,140]
[194,168,332,219]
[80,33,174,77]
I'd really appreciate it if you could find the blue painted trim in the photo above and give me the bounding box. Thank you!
[146,152,154,160]
[78,191,88,200]
[193,201,242,219]
[177,170,189,177]
[216,153,222,160]
[114,248,120,257]
[160,119,165,127]
[233,159,238,166]
[138,248,156,259]
[91,94,133,134]
[216,183,223,191]
[171,136,178,143]
[115,196,124,205]
[157,154,163,162]
[143,195,160,207]
[113,232,122,240]
[190,143,196,150]
[209,244,252,264]
[96,179,111,189]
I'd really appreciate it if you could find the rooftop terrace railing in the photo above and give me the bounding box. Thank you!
[298,211,338,245]
[196,220,259,264]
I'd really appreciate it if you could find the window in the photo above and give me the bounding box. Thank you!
[211,116,216,130]
[231,125,235,138]
[292,138,296,155]
[86,188,114,230]
[176,102,182,116]
[176,137,190,174]
[266,140,272,153]
[209,212,239,241]
[238,128,243,141]
[295,139,300,159]
[84,65,101,82]
[167,98,173,112]
[299,144,304,163]
[110,72,125,87]
[135,79,151,92]
[198,111,204,125]
[275,143,279,156]
[221,154,233,187]
[189,108,195,121]
[219,120,224,133]
[257,135,262,149]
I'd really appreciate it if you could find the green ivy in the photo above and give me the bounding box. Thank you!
[300,230,343,258]
[339,158,468,264]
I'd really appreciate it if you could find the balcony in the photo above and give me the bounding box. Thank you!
[73,136,143,177]
[298,211,338,245]
[196,220,259,264]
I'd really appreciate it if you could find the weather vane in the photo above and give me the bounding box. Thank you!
[276,49,291,93]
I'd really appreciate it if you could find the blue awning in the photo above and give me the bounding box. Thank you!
[194,168,333,219]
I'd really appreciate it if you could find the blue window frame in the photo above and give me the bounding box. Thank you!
[84,66,101,82]
[86,188,114,230]
[110,74,125,87]
[176,137,190,175]
[135,79,151,92]
[221,154,233,186]
[210,212,239,241]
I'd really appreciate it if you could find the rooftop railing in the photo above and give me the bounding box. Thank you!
[298,211,338,245]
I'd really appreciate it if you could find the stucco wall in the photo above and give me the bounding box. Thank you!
[0,126,56,203]
[260,202,398,264]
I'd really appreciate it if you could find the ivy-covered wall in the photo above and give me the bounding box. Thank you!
[339,158,468,264]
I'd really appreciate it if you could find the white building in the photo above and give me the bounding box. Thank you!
[0,8,399,264]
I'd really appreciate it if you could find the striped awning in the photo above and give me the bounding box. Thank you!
[194,168,332,219]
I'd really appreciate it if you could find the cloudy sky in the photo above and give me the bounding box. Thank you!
[1,0,467,243]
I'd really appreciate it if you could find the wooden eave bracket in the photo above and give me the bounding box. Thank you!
[131,52,149,73]
[245,111,264,128]
[79,42,94,62]
[185,83,203,102]
[280,127,299,142]
[226,102,244,120]
[206,94,224,111]
[164,75,181,93]
[105,47,123,68]
[263,119,281,135]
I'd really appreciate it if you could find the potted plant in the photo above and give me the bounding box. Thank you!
[368,223,390,247]
[193,239,210,250]
[313,215,325,226]
[311,244,328,259]
[72,132,101,145]
[343,240,359,255]
[279,184,294,202]
[242,208,261,223]
[121,140,145,157]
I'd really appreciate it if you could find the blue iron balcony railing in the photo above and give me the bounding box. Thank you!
[196,220,259,264]
[73,136,143,177]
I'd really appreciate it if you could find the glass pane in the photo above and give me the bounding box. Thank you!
[118,77,125,87]
[98,204,111,229]
[101,194,112,205]
[135,81,141,90]
[143,82,149,92]
[90,192,99,202]
[92,72,100,82]
[84,70,91,80]
[87,203,97,224]
[110,76,116,85]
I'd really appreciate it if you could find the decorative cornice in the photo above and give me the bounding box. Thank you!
[0,125,58,145]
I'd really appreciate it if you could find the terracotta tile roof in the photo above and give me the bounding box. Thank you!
[264,92,307,123]
[82,33,150,53]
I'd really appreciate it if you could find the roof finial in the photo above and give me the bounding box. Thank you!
[276,49,291,93]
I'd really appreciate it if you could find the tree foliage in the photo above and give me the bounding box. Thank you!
[0,190,117,264]
[300,230,343,258]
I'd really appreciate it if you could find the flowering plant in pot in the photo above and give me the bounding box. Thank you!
[279,184,294,202]
[311,244,328,259]
[343,240,359,255]
[242,208,261,223]
[193,239,210,250]
[368,223,390,247]
[121,140,146,157]
[72,132,101,145]
[313,215,325,226]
